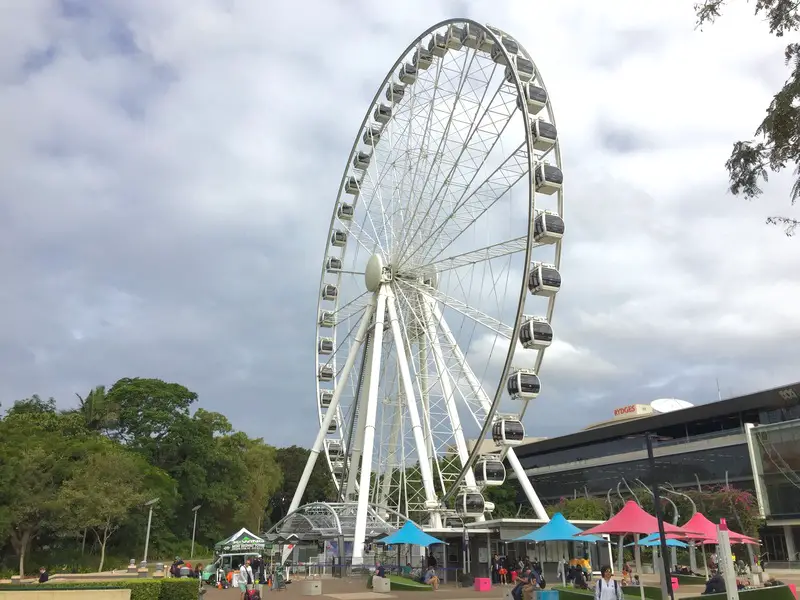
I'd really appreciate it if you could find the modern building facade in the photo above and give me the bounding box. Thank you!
[511,381,800,562]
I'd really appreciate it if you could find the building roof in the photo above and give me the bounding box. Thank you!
[515,381,800,459]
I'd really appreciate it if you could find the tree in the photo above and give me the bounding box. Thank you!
[71,385,117,433]
[270,446,336,524]
[236,438,283,532]
[58,447,154,571]
[695,0,800,235]
[0,405,92,577]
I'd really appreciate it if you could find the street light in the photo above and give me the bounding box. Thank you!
[645,434,674,600]
[635,478,681,568]
[190,505,202,559]
[143,498,159,565]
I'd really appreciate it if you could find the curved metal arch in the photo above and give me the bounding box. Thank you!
[267,502,344,537]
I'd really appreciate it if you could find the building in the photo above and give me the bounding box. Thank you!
[511,381,800,563]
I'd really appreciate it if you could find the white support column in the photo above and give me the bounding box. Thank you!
[744,423,770,519]
[422,298,478,492]
[432,303,549,521]
[418,335,436,484]
[785,525,797,560]
[346,337,373,499]
[287,295,377,515]
[352,286,389,565]
[386,286,442,528]
[378,387,402,511]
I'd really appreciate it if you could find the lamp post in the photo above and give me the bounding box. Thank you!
[661,486,699,573]
[645,434,674,600]
[143,498,159,565]
[190,505,202,559]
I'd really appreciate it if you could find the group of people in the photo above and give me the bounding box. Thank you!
[491,554,544,586]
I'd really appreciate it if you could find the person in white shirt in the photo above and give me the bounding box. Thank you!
[239,560,255,599]
[557,557,567,583]
[595,566,623,600]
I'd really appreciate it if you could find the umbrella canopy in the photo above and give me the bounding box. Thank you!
[682,513,759,545]
[578,501,693,536]
[215,527,266,553]
[514,512,606,543]
[377,521,445,547]
[629,533,688,548]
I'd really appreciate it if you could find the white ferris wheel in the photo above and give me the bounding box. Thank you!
[289,19,565,564]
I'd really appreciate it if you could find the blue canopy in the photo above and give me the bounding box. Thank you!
[377,521,445,547]
[627,533,688,548]
[513,512,606,543]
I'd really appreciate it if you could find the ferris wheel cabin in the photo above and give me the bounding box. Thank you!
[534,211,564,244]
[326,257,342,273]
[445,24,464,49]
[327,440,343,458]
[505,56,535,83]
[428,33,448,57]
[475,458,506,486]
[493,418,525,446]
[530,119,558,152]
[518,83,548,116]
[456,491,485,517]
[345,176,362,196]
[318,364,334,382]
[528,262,561,296]
[507,369,542,400]
[322,284,338,301]
[331,230,347,248]
[535,163,563,195]
[337,202,354,221]
[319,310,336,328]
[318,337,334,355]
[413,46,433,70]
[319,390,333,408]
[459,23,479,49]
[373,104,392,124]
[491,35,519,66]
[399,63,418,85]
[327,418,338,434]
[386,82,406,104]
[352,151,371,171]
[519,316,553,349]
[363,125,382,146]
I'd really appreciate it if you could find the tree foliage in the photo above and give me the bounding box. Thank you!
[0,378,333,579]
[695,0,800,235]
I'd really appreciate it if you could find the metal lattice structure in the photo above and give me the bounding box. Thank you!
[291,19,565,565]
[266,502,400,542]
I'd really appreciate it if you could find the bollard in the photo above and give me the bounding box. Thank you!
[127,559,138,574]
[138,560,149,578]
[153,562,165,579]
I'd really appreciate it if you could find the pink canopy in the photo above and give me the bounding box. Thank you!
[579,501,696,536]
[682,513,760,545]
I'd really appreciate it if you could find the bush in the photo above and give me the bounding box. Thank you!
[676,574,707,585]
[682,586,796,600]
[0,578,197,600]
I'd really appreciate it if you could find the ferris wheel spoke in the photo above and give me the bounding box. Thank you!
[419,235,530,273]
[399,279,513,339]
[397,80,518,266]
[399,139,528,269]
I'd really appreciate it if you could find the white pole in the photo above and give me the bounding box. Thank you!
[143,505,154,564]
[346,337,373,499]
[506,451,549,521]
[287,294,377,515]
[352,286,388,565]
[191,509,198,559]
[386,287,441,528]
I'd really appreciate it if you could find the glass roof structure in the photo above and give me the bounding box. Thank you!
[264,502,404,542]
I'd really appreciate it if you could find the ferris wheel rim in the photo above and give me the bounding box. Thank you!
[313,18,564,506]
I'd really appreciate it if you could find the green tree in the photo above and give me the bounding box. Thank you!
[695,0,800,235]
[58,446,156,571]
[236,439,283,532]
[0,405,93,577]
[71,385,117,433]
[270,446,336,524]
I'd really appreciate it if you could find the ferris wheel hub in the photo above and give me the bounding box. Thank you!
[365,254,393,292]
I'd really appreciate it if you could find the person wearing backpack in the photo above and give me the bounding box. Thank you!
[595,566,623,600]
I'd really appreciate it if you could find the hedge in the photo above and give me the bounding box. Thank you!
[682,586,796,600]
[555,584,664,600]
[676,574,708,585]
[0,578,197,600]
[366,574,430,591]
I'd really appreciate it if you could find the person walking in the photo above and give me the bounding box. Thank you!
[239,559,255,600]
[594,566,623,600]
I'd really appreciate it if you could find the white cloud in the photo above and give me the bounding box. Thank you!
[0,0,798,447]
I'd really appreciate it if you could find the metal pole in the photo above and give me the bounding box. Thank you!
[646,434,674,600]
[144,505,154,564]
[191,505,201,559]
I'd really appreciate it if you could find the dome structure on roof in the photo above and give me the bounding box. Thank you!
[650,398,694,413]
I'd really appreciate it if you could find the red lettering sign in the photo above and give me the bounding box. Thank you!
[614,405,636,417]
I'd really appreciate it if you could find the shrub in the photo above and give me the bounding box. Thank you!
[682,586,796,600]
[0,578,197,600]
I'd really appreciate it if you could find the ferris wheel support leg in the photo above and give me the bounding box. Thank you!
[352,285,389,566]
[378,387,402,513]
[432,303,549,521]
[346,336,374,500]
[386,286,442,528]
[418,327,435,479]
[422,299,479,495]
[286,294,377,517]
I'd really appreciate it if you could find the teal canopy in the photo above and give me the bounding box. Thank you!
[627,533,688,548]
[514,512,606,543]
[377,521,445,547]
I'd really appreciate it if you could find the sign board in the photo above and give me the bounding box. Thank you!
[612,404,654,419]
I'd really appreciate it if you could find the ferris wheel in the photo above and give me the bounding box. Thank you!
[289,19,565,563]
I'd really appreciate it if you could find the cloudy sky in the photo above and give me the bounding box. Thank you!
[2,0,799,446]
